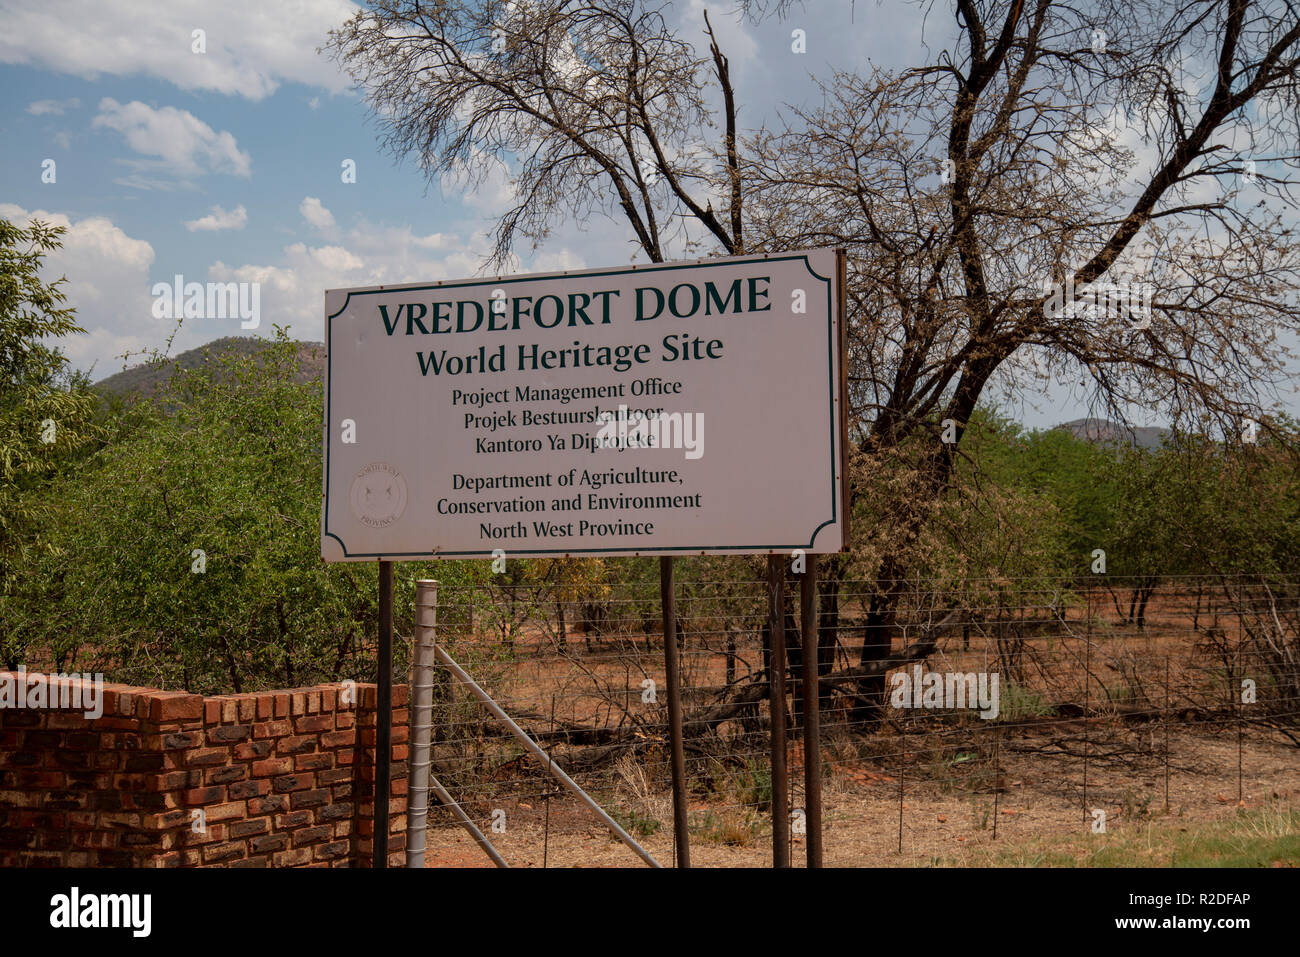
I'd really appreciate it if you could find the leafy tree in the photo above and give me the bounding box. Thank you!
[16,331,490,692]
[0,217,96,667]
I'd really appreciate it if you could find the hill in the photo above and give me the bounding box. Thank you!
[1054,417,1168,450]
[93,336,325,400]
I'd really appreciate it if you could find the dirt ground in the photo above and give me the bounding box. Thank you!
[418,724,1300,867]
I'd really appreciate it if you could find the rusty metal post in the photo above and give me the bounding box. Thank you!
[800,554,822,867]
[374,560,393,868]
[768,556,790,867]
[660,556,690,867]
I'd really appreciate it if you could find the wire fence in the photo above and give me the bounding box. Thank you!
[410,574,1300,867]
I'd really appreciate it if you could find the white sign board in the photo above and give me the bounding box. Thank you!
[322,249,847,560]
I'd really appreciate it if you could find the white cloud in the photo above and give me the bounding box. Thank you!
[93,98,252,185]
[299,196,337,232]
[207,221,513,339]
[0,201,593,370]
[26,97,79,115]
[443,150,517,214]
[684,0,758,68]
[0,203,166,375]
[184,203,248,232]
[0,0,359,101]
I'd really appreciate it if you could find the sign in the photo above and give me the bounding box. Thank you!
[321,249,847,560]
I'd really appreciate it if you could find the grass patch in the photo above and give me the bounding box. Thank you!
[610,807,662,839]
[692,808,762,847]
[932,803,1300,867]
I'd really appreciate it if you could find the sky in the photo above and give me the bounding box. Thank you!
[0,0,1284,431]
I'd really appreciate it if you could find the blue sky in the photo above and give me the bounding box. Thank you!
[2,0,1275,431]
[1,2,872,368]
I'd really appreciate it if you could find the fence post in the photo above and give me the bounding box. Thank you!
[406,579,437,867]
[660,556,690,868]
[800,555,823,867]
[374,560,393,868]
[768,556,790,867]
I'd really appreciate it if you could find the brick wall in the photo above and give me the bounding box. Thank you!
[0,674,408,867]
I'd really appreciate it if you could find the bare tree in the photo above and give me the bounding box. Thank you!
[328,0,1300,722]
[328,0,746,265]
[742,0,1300,714]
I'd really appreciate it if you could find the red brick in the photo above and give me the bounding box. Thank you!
[293,824,332,846]
[294,753,333,772]
[320,730,354,749]
[185,748,230,769]
[252,758,292,778]
[290,788,331,810]
[251,833,287,853]
[204,700,220,724]
[205,801,245,822]
[314,840,350,861]
[237,697,256,722]
[318,768,352,786]
[255,694,272,720]
[315,802,352,824]
[149,693,203,723]
[276,811,312,829]
[272,773,311,793]
[208,724,251,743]
[207,765,247,785]
[277,735,317,756]
[162,731,201,749]
[249,794,287,815]
[98,689,119,717]
[203,841,245,864]
[233,740,272,760]
[229,818,269,839]
[144,771,191,790]
[294,715,332,734]
[180,786,225,806]
[228,779,270,800]
[254,719,291,739]
[274,847,311,866]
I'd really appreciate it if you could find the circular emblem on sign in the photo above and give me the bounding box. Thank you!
[350,463,407,528]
